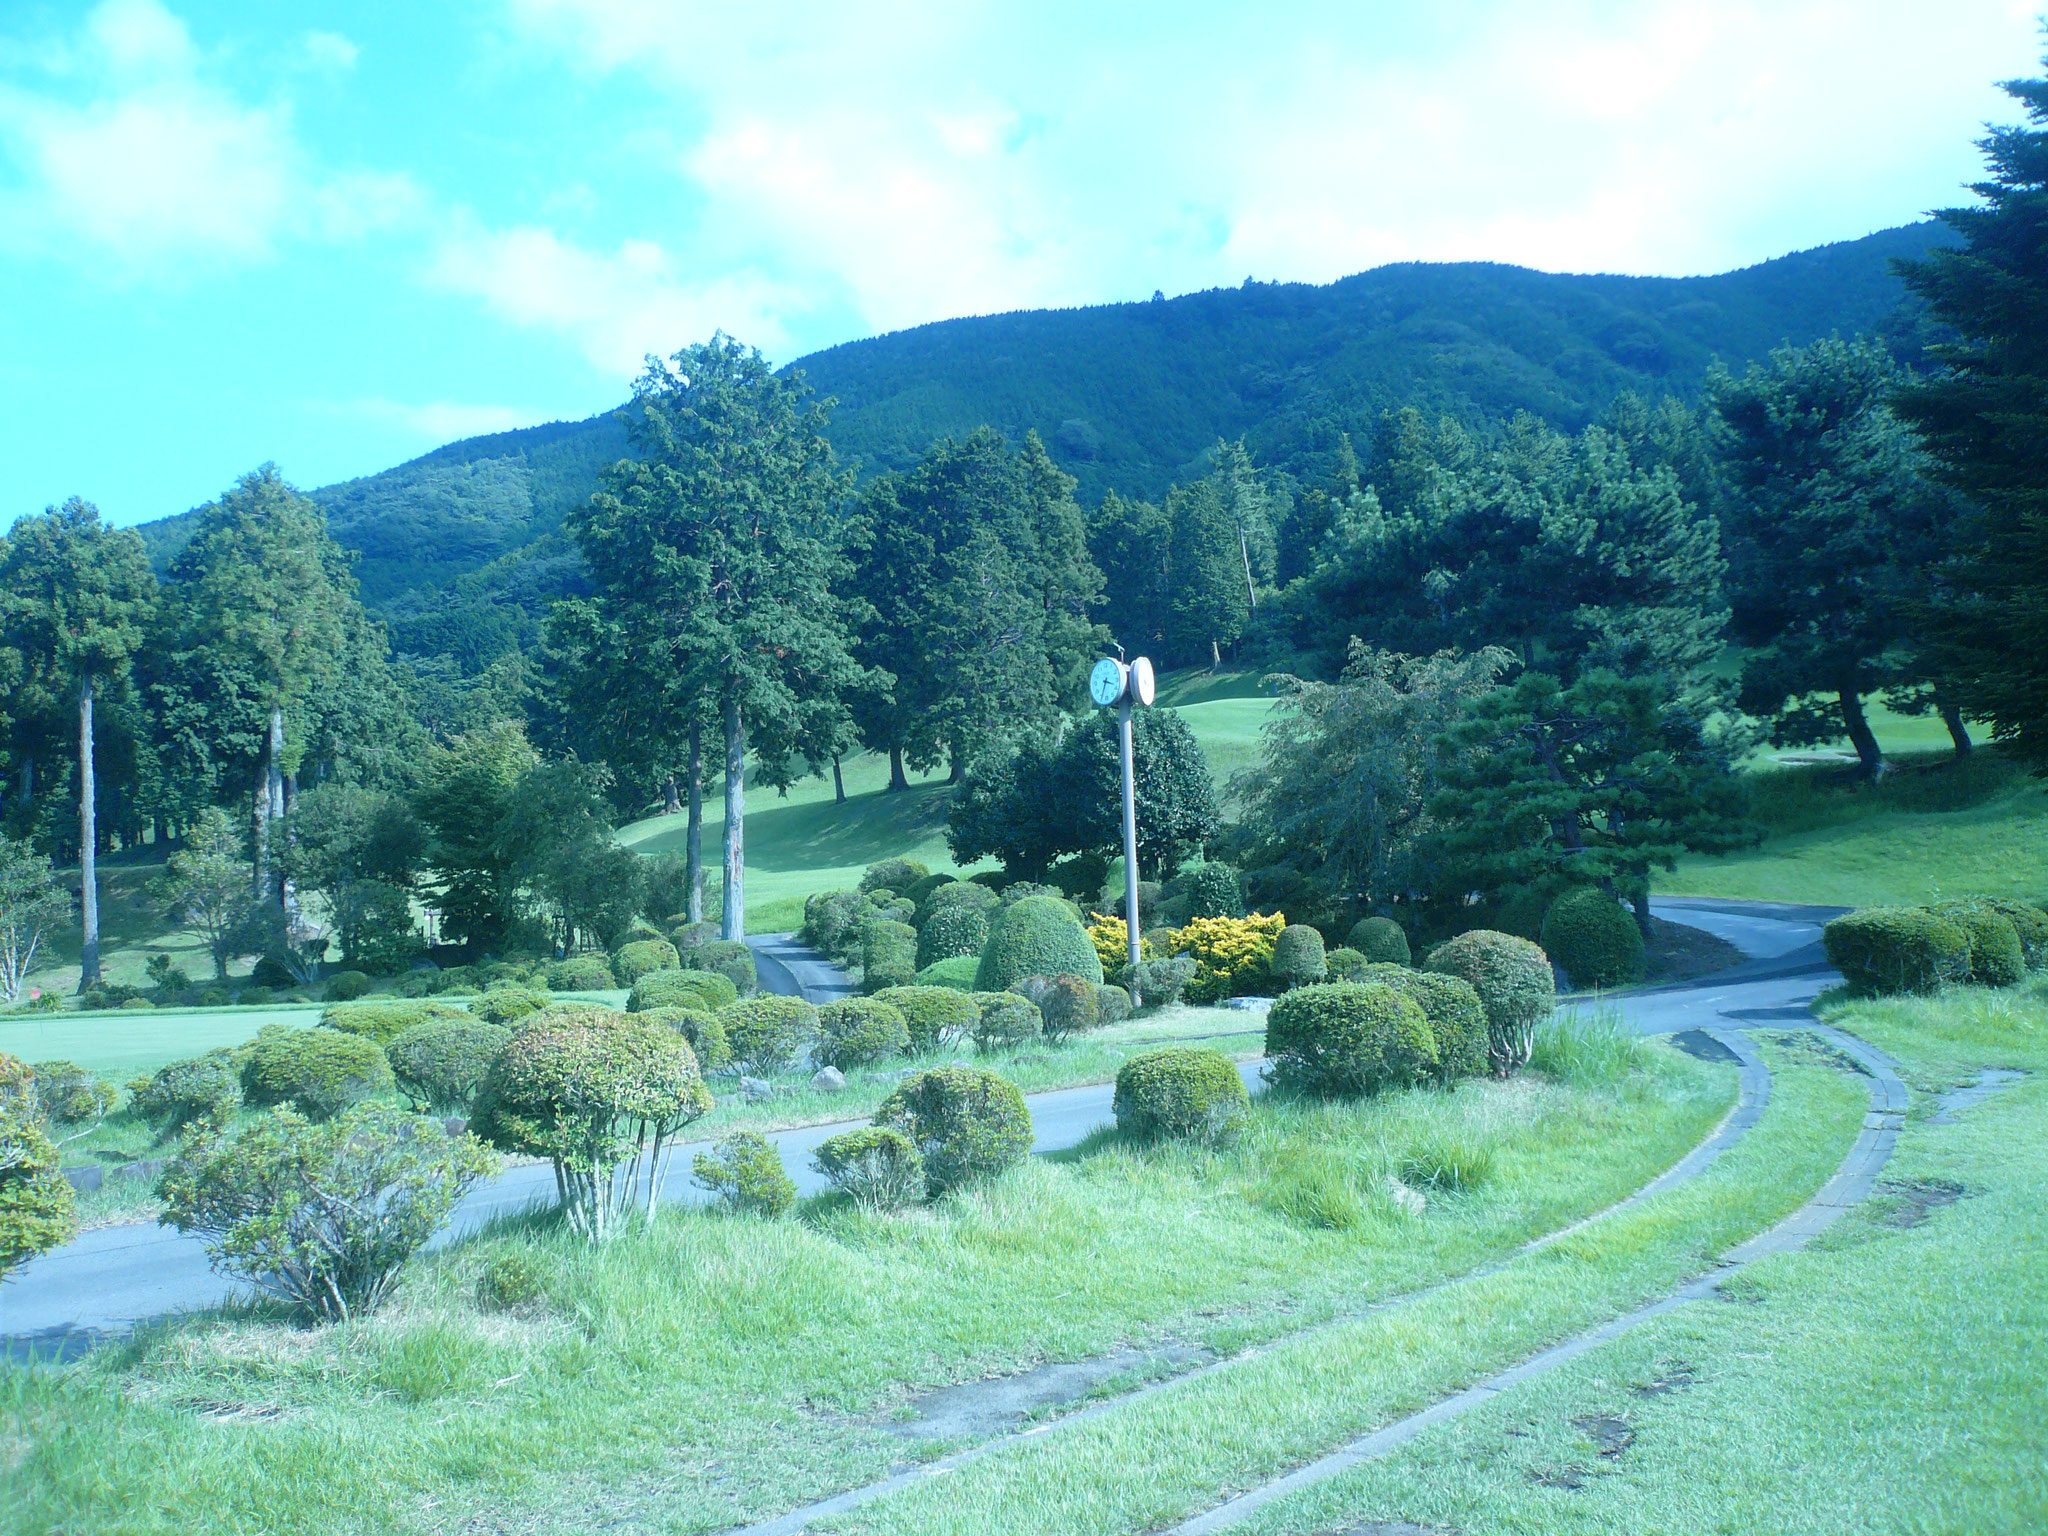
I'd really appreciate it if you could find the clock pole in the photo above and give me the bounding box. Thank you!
[1118,691,1140,983]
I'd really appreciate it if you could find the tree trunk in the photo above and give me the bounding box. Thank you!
[1211,638,1222,671]
[77,676,100,992]
[253,758,271,904]
[1625,877,1654,942]
[832,755,846,803]
[1941,701,1973,757]
[685,720,704,925]
[721,696,745,942]
[268,707,287,909]
[888,745,909,792]
[1838,689,1884,780]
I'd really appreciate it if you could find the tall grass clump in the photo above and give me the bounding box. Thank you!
[1530,1007,1650,1086]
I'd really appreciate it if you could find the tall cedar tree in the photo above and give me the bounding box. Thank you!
[571,337,863,940]
[1710,338,1957,778]
[1164,443,1275,668]
[0,500,156,986]
[412,721,538,950]
[1895,54,2048,761]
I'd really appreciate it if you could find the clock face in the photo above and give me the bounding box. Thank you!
[1130,656,1156,707]
[1089,658,1126,707]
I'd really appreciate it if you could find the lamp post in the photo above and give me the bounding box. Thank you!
[1089,654,1156,1000]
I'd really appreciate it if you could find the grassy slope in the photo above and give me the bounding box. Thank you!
[1228,981,2048,1536]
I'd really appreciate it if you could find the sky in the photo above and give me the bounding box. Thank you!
[0,1,2041,529]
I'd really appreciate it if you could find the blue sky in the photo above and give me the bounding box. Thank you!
[1,0,2041,529]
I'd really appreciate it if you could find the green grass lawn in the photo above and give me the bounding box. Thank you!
[0,1004,320,1085]
[3,1026,1740,1535]
[1218,980,2048,1536]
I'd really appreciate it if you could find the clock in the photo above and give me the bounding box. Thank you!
[1089,657,1127,707]
[1129,656,1155,707]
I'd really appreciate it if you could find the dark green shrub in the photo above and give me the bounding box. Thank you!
[249,956,298,990]
[817,998,911,1069]
[386,1019,512,1115]
[1425,930,1557,1074]
[127,1051,242,1141]
[472,988,552,1026]
[235,986,275,1007]
[322,999,469,1048]
[158,1102,496,1322]
[685,939,757,996]
[720,995,820,1073]
[0,1101,75,1280]
[1984,899,2048,970]
[1113,1048,1248,1143]
[812,1126,925,1210]
[1927,901,2026,987]
[861,858,929,894]
[916,905,989,969]
[1009,974,1100,1041]
[612,939,680,985]
[546,954,618,991]
[971,992,1043,1052]
[920,879,1000,927]
[862,919,919,994]
[1823,907,1973,995]
[1359,964,1490,1083]
[693,1131,795,1216]
[879,898,916,925]
[1347,916,1412,966]
[629,967,739,1014]
[474,1249,551,1313]
[668,920,720,953]
[1182,863,1245,919]
[1540,888,1645,990]
[29,1061,116,1131]
[875,1066,1033,1194]
[801,889,868,959]
[324,970,373,1003]
[1096,984,1131,1025]
[975,895,1104,992]
[1270,924,1328,989]
[1324,947,1369,982]
[902,872,952,911]
[1116,954,1196,1008]
[634,1007,731,1072]
[915,956,979,990]
[874,986,980,1052]
[1265,983,1436,1097]
[242,1027,395,1121]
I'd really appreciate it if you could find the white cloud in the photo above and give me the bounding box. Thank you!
[330,398,550,442]
[304,31,360,71]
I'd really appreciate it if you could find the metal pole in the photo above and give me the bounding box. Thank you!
[1119,697,1141,999]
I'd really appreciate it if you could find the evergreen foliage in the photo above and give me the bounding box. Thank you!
[875,1065,1034,1194]
[973,895,1105,992]
[1264,982,1436,1097]
[1113,1047,1249,1143]
[1539,887,1646,990]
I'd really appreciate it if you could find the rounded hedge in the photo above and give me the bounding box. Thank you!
[1265,982,1436,1097]
[1116,954,1196,1009]
[876,1066,1034,1194]
[1983,899,2048,970]
[920,880,1000,926]
[975,895,1105,992]
[0,1098,76,1280]
[801,890,868,960]
[1113,1048,1248,1143]
[902,872,953,911]
[386,1018,512,1115]
[685,939,758,996]
[634,1006,731,1073]
[873,986,980,1052]
[1096,983,1132,1025]
[472,988,552,1027]
[324,970,373,1002]
[721,995,820,1073]
[1010,973,1100,1041]
[242,1026,395,1121]
[320,999,469,1047]
[546,954,618,991]
[1271,924,1328,989]
[1358,964,1490,1083]
[914,955,980,991]
[1324,947,1369,982]
[30,1061,116,1129]
[1182,863,1246,920]
[1928,902,2026,988]
[817,997,912,1070]
[127,1050,242,1138]
[862,919,920,994]
[812,1126,925,1210]
[1347,916,1412,967]
[916,905,989,970]
[1823,907,1972,995]
[1539,888,1645,990]
[1424,930,1556,1075]
[971,991,1044,1052]
[612,939,680,985]
[861,858,930,893]
[629,967,740,1014]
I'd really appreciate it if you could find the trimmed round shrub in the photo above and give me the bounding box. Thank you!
[880,898,917,926]
[1271,924,1328,989]
[685,939,758,996]
[812,1126,925,1210]
[612,939,680,985]
[971,991,1043,1052]
[920,879,1000,927]
[1009,974,1100,1041]
[1347,917,1412,967]
[817,998,911,1070]
[917,905,989,970]
[1113,1048,1249,1143]
[1359,964,1490,1083]
[29,1061,117,1130]
[1324,947,1369,982]
[721,995,820,1073]
[1927,902,2026,988]
[472,988,552,1026]
[975,895,1105,992]
[915,955,980,991]
[241,1027,395,1122]
[1823,907,1973,995]
[1265,982,1436,1097]
[801,889,869,960]
[546,954,618,991]
[249,956,298,990]
[861,858,929,894]
[1182,863,1246,920]
[862,919,919,994]
[386,1018,513,1115]
[1425,930,1557,1075]
[1985,899,2048,970]
[630,967,739,1014]
[693,1131,796,1216]
[1096,984,1132,1025]
[235,986,275,1006]
[322,999,469,1047]
[324,970,373,1003]
[1540,888,1645,990]
[902,872,952,911]
[634,1006,730,1073]
[1116,954,1196,1009]
[0,1102,76,1280]
[873,986,980,1053]
[876,1066,1033,1194]
[668,920,720,953]
[127,1050,242,1140]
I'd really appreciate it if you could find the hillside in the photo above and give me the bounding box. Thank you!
[136,222,1951,670]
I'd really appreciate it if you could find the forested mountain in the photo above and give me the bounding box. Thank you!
[134,222,1950,674]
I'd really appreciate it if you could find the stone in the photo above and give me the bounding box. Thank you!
[739,1075,775,1102]
[810,1066,847,1092]
[1385,1175,1427,1217]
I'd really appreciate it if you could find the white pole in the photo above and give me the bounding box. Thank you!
[1119,697,1141,1003]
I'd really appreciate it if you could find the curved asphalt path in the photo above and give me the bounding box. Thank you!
[0,900,1844,1361]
